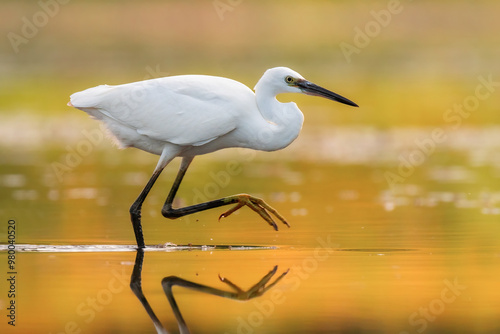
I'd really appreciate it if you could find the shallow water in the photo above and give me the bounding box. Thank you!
[1,124,500,333]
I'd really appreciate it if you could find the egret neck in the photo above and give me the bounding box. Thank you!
[253,80,304,152]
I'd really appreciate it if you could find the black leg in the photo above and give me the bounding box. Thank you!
[161,157,290,230]
[130,166,165,249]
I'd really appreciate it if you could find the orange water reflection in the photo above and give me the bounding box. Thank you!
[1,126,500,333]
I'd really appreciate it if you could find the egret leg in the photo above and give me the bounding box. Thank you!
[130,167,164,249]
[130,146,177,249]
[161,157,289,230]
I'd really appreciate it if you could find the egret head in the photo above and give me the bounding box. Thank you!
[256,67,358,107]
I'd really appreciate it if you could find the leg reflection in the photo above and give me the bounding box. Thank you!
[130,249,168,334]
[130,249,288,334]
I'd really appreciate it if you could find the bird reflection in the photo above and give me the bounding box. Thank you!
[130,250,288,334]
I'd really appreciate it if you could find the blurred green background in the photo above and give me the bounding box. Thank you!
[1,0,499,126]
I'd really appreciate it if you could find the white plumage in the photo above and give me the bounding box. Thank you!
[69,68,308,157]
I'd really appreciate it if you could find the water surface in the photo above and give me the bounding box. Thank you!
[1,124,500,333]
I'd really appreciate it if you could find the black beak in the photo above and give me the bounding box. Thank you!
[296,79,358,107]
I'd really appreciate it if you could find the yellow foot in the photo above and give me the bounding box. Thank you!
[218,194,290,230]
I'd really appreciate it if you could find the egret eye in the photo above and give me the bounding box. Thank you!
[285,76,294,84]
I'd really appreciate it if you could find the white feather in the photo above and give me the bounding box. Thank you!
[69,75,255,152]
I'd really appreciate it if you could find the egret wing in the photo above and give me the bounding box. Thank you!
[70,75,255,146]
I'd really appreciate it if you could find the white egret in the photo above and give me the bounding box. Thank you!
[68,67,358,248]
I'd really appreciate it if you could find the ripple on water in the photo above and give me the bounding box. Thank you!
[0,244,279,253]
